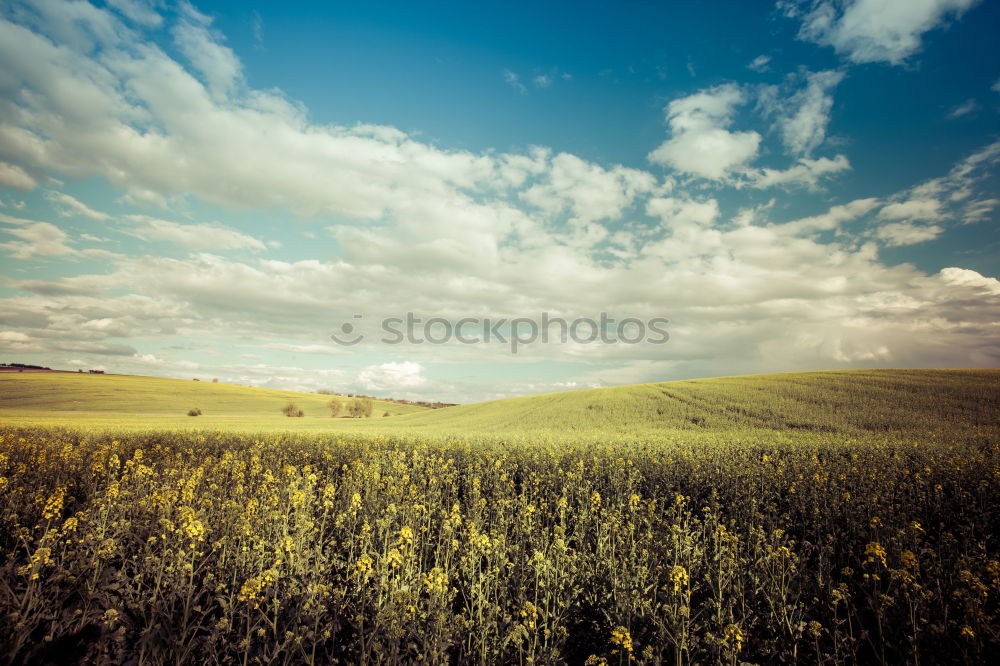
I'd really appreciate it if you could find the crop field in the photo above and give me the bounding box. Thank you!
[0,369,998,664]
[0,373,431,432]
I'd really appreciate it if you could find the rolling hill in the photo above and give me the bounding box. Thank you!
[2,368,997,439]
[0,372,430,431]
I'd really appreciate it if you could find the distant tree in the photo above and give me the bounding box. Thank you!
[383,411,390,417]
[282,402,304,417]
[187,408,202,416]
[348,398,373,418]
[212,378,219,383]
[328,399,343,418]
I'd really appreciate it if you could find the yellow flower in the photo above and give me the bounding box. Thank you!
[864,542,887,568]
[178,506,205,544]
[238,569,278,604]
[101,609,120,628]
[610,625,633,653]
[519,601,539,629]
[722,624,744,652]
[42,486,65,520]
[354,554,373,578]
[960,625,975,639]
[669,565,689,593]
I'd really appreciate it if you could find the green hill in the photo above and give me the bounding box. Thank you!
[352,368,1000,439]
[0,372,430,431]
[2,368,997,438]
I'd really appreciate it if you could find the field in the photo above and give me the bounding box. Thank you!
[0,369,998,664]
[0,373,431,432]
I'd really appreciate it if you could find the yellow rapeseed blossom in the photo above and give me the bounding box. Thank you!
[519,601,538,629]
[864,542,887,568]
[42,486,65,520]
[238,568,278,604]
[722,624,745,652]
[669,565,689,593]
[610,625,633,654]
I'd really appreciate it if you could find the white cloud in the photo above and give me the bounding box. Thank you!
[878,198,943,220]
[874,221,943,246]
[533,74,552,88]
[760,70,844,156]
[0,216,76,259]
[520,153,657,224]
[648,84,761,180]
[0,162,38,190]
[749,154,851,189]
[789,0,981,65]
[777,197,880,235]
[123,215,266,250]
[45,191,110,221]
[172,15,242,99]
[1,1,999,400]
[503,69,527,94]
[939,267,1000,294]
[947,98,979,119]
[107,0,163,27]
[747,55,772,73]
[357,361,426,391]
[646,196,720,229]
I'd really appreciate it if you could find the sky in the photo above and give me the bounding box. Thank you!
[0,0,999,403]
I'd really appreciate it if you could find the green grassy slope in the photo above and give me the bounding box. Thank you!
[2,368,997,438]
[352,368,1000,438]
[0,372,429,431]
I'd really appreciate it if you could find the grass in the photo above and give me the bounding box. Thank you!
[0,373,430,432]
[4,368,997,439]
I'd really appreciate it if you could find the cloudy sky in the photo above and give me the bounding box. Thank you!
[1,0,999,402]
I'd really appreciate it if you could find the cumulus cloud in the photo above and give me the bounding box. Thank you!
[520,153,657,224]
[787,0,981,65]
[0,0,998,400]
[358,361,426,391]
[648,84,761,180]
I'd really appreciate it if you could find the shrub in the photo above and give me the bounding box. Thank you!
[383,411,390,417]
[348,398,374,418]
[282,403,304,417]
[187,408,202,416]
[328,399,343,418]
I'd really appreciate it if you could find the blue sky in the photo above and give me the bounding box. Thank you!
[1,0,998,401]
